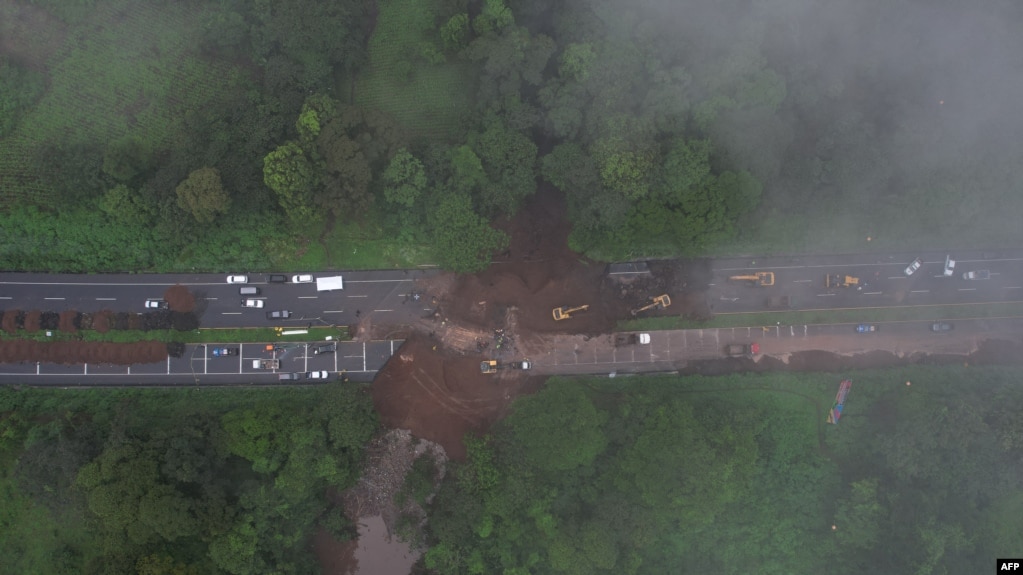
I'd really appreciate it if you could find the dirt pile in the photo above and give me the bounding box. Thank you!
[371,334,542,459]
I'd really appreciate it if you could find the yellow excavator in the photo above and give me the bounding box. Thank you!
[630,294,671,316]
[728,272,775,286]
[552,304,589,321]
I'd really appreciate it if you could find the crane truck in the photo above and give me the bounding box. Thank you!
[826,274,859,288]
[729,272,775,286]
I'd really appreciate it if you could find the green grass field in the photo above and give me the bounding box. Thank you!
[354,0,475,140]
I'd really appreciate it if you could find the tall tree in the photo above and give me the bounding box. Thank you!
[175,167,231,224]
[263,142,319,224]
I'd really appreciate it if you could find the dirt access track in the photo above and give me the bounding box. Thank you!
[370,190,1023,460]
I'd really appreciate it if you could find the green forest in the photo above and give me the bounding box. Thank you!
[0,384,378,574]
[422,370,1023,575]
[2,0,1022,273]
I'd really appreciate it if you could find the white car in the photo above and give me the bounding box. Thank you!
[292,274,314,283]
[305,371,329,379]
[943,255,955,277]
[227,275,248,284]
[904,258,922,276]
[241,299,264,308]
[144,299,168,309]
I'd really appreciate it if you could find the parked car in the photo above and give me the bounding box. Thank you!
[226,275,248,284]
[943,255,955,277]
[312,343,337,355]
[211,347,238,357]
[279,373,302,381]
[268,274,288,283]
[931,322,954,332]
[963,270,991,280]
[856,324,878,333]
[144,299,168,309]
[904,258,923,276]
[241,299,264,308]
[305,371,330,379]
[266,310,291,319]
[292,274,314,283]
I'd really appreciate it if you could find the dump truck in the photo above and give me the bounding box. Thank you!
[630,294,671,316]
[552,304,589,321]
[826,274,859,288]
[766,296,792,309]
[615,333,651,346]
[729,272,775,286]
[252,359,280,370]
[725,343,760,357]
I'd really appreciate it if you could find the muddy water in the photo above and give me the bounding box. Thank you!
[351,515,419,575]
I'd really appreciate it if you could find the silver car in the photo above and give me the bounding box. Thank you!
[305,371,330,379]
[904,258,922,276]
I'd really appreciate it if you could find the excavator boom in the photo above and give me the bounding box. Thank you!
[552,304,590,321]
[630,294,672,316]
[728,272,775,286]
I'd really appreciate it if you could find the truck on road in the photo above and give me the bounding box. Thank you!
[725,343,759,357]
[252,359,280,370]
[826,274,859,288]
[963,270,990,280]
[316,276,344,291]
[729,272,775,286]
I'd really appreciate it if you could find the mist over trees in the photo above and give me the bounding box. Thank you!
[3,0,1021,271]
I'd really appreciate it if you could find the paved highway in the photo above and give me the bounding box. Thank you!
[707,249,1023,313]
[0,339,404,385]
[0,269,439,328]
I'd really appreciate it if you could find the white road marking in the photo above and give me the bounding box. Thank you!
[221,312,242,315]
[205,297,218,300]
[346,279,414,283]
[863,291,882,295]
[374,309,393,312]
[794,279,812,283]
[1005,286,1022,289]
[96,297,116,300]
[888,276,904,280]
[298,296,318,299]
[324,310,344,313]
[348,294,368,298]
[958,288,976,291]
[0,297,11,300]
[44,297,65,300]
[816,293,836,297]
[910,290,929,293]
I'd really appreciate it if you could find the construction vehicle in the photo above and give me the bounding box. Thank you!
[725,343,760,357]
[766,296,792,309]
[480,360,500,373]
[615,333,651,346]
[826,274,859,288]
[552,304,589,321]
[252,359,280,370]
[728,272,775,286]
[630,294,671,316]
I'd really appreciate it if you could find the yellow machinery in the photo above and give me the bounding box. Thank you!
[552,304,589,321]
[630,294,672,316]
[826,274,859,288]
[480,360,499,374]
[728,272,775,286]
